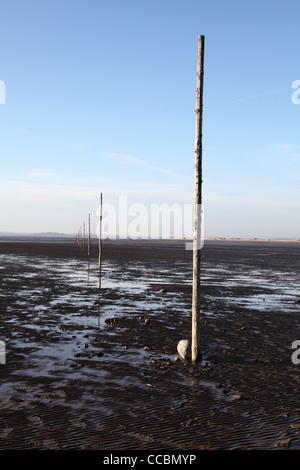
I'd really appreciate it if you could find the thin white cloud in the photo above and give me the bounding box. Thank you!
[23,170,60,180]
[0,180,193,233]
[0,180,192,205]
[95,151,190,180]
[205,193,300,209]
[230,86,290,104]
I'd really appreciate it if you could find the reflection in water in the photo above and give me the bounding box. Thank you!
[0,247,299,331]
[97,281,101,329]
[87,259,90,286]
[1,244,299,387]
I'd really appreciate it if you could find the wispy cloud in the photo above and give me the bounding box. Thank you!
[96,151,191,180]
[0,179,193,233]
[206,193,300,209]
[0,180,192,205]
[23,170,60,180]
[230,86,290,104]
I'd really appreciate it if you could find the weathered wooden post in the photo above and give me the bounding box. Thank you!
[192,35,205,363]
[98,192,103,287]
[88,213,91,256]
[78,227,82,248]
[83,222,85,251]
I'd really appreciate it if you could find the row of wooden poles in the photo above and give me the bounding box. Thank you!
[73,35,204,363]
[76,192,103,285]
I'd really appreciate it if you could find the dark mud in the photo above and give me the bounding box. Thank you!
[1,238,300,450]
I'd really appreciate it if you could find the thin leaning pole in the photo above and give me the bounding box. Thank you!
[192,35,205,363]
[88,213,91,256]
[83,222,85,251]
[98,192,103,287]
[79,226,82,248]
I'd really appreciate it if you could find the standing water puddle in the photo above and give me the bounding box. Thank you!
[0,245,299,383]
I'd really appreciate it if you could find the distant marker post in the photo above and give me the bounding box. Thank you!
[88,213,91,256]
[98,193,103,288]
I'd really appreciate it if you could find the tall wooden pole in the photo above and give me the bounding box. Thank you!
[88,213,91,256]
[98,193,103,286]
[83,222,85,251]
[192,35,205,363]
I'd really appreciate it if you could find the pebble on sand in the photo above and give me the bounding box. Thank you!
[275,438,291,448]
[177,339,191,360]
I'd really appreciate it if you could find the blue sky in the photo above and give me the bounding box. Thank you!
[0,0,299,238]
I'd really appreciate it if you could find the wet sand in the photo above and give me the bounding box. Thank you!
[1,237,300,454]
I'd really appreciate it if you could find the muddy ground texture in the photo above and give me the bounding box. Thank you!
[1,238,300,450]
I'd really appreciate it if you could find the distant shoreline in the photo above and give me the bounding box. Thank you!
[204,237,300,243]
[0,234,299,244]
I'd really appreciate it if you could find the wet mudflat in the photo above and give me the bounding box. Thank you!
[0,237,300,450]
